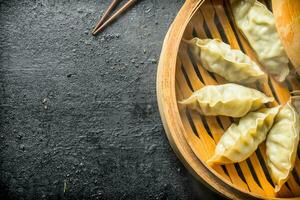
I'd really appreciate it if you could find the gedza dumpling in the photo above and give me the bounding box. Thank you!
[179,83,274,117]
[187,38,267,84]
[230,0,289,82]
[207,106,280,165]
[266,101,300,192]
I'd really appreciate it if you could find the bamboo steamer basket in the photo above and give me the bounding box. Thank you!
[156,0,300,199]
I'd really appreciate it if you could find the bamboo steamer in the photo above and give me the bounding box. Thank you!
[157,0,300,199]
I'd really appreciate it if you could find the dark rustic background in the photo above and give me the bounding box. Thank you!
[0,0,225,199]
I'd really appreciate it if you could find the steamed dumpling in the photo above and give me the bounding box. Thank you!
[266,101,300,192]
[187,38,267,84]
[230,0,289,82]
[179,83,274,117]
[207,106,280,165]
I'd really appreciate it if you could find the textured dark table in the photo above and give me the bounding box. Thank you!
[0,0,225,199]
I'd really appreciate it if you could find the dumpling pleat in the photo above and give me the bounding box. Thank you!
[179,83,274,117]
[230,0,289,82]
[266,102,300,192]
[186,38,267,84]
[207,106,280,165]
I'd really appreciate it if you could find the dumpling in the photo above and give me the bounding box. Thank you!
[179,83,274,117]
[230,0,289,82]
[266,101,300,192]
[207,106,280,165]
[186,38,267,84]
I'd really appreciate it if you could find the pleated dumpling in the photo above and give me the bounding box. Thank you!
[207,106,280,165]
[179,83,274,117]
[266,101,300,192]
[186,38,267,84]
[230,0,289,82]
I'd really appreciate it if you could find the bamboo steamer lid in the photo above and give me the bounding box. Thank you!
[272,0,300,74]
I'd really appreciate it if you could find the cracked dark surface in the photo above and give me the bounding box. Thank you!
[0,0,224,199]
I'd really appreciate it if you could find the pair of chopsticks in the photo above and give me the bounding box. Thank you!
[92,0,138,36]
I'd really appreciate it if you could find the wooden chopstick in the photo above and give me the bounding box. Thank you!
[92,0,120,33]
[92,0,138,36]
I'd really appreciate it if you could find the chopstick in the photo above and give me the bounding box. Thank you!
[92,0,120,33]
[92,0,138,36]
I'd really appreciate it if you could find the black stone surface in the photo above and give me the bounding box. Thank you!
[0,0,226,199]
